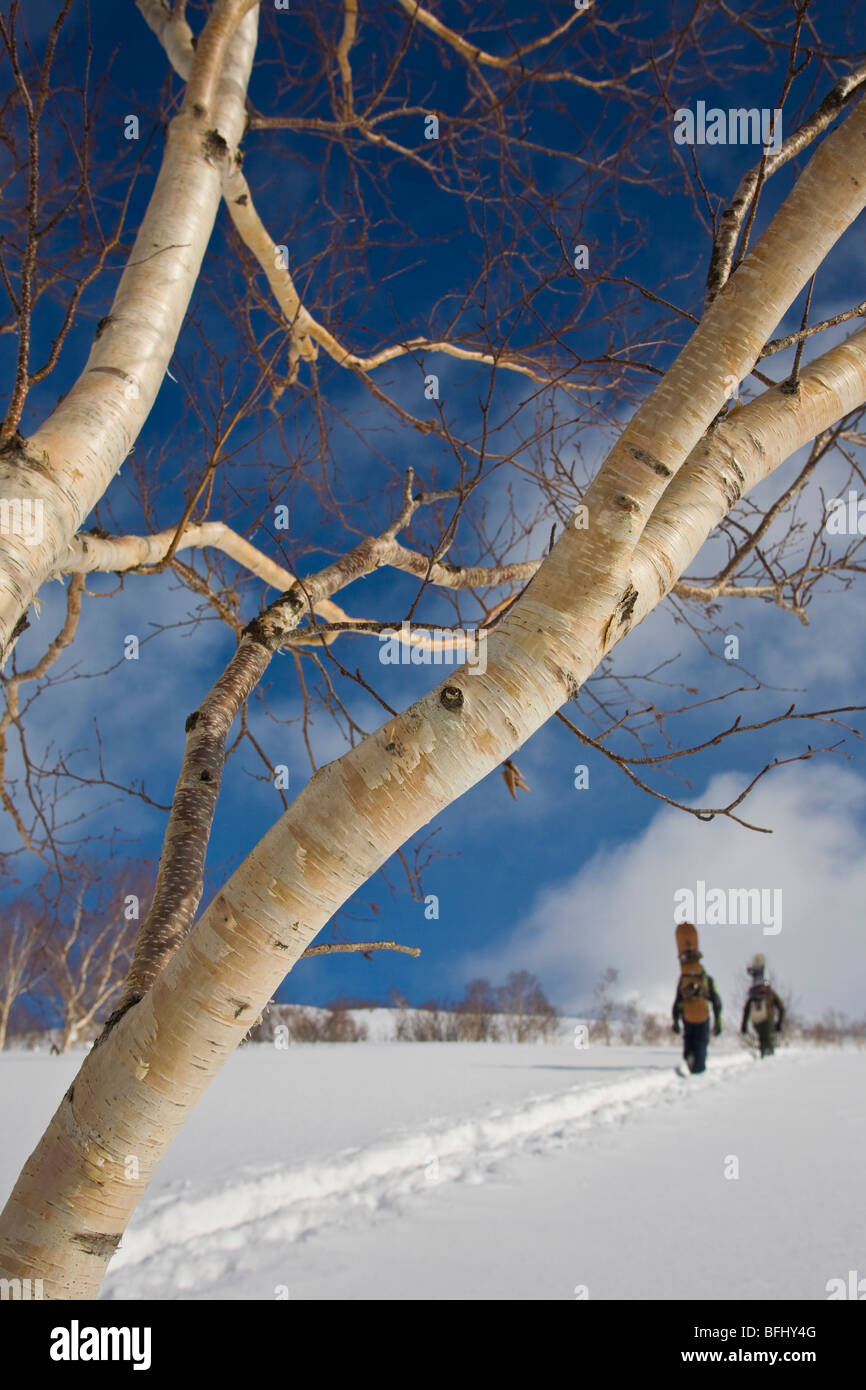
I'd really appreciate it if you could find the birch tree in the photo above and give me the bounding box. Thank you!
[1,0,866,1297]
[0,906,48,1050]
[46,885,139,1053]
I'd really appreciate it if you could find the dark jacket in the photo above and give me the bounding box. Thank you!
[741,982,784,1033]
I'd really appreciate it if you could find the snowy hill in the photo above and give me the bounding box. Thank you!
[1,1041,862,1300]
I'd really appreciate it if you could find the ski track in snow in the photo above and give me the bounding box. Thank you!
[102,1050,757,1299]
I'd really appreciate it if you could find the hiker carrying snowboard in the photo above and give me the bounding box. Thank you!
[741,954,784,1058]
[672,923,722,1074]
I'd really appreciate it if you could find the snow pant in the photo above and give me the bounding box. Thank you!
[755,1020,775,1057]
[683,1018,710,1074]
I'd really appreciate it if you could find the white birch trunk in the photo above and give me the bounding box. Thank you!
[630,325,866,625]
[0,7,259,661]
[3,39,866,1301]
[3,320,866,1295]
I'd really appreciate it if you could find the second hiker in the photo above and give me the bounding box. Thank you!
[741,953,784,1058]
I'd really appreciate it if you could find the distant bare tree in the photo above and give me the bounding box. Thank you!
[248,1003,367,1045]
[800,1011,866,1047]
[591,967,620,1046]
[45,882,140,1053]
[497,970,559,1043]
[618,997,641,1047]
[0,904,49,1049]
[456,978,500,1042]
[640,1012,667,1047]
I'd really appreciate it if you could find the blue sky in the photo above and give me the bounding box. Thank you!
[2,0,866,1025]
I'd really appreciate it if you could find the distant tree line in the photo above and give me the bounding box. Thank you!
[246,972,561,1045]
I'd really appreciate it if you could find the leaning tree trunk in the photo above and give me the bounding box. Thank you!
[2,48,866,1301]
[3,316,866,1295]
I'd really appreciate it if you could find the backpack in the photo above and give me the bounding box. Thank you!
[679,964,710,1024]
[748,982,770,1026]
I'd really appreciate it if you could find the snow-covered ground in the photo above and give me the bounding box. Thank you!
[1,1039,862,1300]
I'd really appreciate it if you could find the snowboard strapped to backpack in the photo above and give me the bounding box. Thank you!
[675,922,710,1024]
[746,954,772,1026]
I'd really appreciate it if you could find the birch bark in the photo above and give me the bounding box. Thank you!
[549,94,866,672]
[629,326,866,624]
[3,19,866,1303]
[0,5,260,662]
[3,321,866,1295]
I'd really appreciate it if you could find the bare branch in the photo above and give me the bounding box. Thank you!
[706,61,866,302]
[301,940,420,958]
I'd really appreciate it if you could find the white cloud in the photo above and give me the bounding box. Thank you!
[464,762,866,1022]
